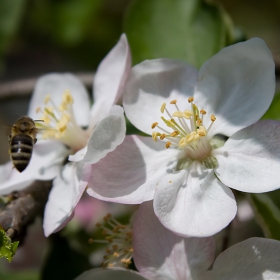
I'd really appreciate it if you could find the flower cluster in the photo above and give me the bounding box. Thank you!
[1,36,280,278]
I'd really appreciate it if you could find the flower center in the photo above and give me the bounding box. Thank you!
[151,97,218,169]
[36,90,90,152]
[90,213,133,268]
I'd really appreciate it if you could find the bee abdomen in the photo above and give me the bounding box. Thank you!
[10,135,34,172]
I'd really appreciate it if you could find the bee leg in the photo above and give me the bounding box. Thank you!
[34,138,37,144]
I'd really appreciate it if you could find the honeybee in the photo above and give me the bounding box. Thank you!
[9,116,42,172]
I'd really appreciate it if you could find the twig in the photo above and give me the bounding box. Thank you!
[0,180,52,243]
[0,72,94,99]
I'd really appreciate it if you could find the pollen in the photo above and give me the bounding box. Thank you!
[166,141,171,148]
[211,114,216,122]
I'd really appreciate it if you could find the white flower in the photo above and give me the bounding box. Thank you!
[0,34,131,237]
[74,201,280,280]
[85,38,280,237]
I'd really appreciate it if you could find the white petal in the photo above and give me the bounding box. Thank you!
[214,120,280,193]
[123,59,198,135]
[43,162,88,237]
[154,162,237,237]
[194,38,275,138]
[75,268,147,280]
[206,238,280,280]
[86,135,178,204]
[28,73,91,127]
[133,201,215,280]
[69,105,126,164]
[0,141,67,195]
[90,34,131,126]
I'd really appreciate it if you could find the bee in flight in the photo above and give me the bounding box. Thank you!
[9,116,43,172]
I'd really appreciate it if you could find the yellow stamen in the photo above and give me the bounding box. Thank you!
[183,110,193,119]
[44,94,51,104]
[170,100,177,104]
[200,109,206,115]
[172,111,184,118]
[160,103,166,113]
[188,97,194,103]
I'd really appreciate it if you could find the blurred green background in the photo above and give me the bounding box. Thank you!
[1,0,280,279]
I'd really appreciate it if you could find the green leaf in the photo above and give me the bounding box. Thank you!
[0,229,19,262]
[51,0,103,46]
[248,193,280,240]
[124,0,234,67]
[262,93,280,120]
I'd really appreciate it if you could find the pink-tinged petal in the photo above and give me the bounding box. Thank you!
[0,141,67,195]
[194,38,275,138]
[75,268,147,280]
[86,135,178,204]
[28,73,91,127]
[133,201,215,280]
[154,162,237,237]
[43,162,88,237]
[206,238,280,280]
[123,59,198,135]
[214,120,280,193]
[69,105,126,164]
[90,34,131,126]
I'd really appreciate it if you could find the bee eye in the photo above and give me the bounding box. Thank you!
[23,122,27,126]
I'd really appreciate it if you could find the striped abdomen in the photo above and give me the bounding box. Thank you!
[10,134,34,172]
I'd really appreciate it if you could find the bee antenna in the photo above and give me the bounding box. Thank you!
[34,119,44,122]
[15,112,22,118]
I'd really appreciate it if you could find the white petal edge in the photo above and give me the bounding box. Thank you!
[194,38,275,138]
[133,201,215,280]
[90,34,131,127]
[123,59,198,135]
[154,162,237,237]
[69,105,126,164]
[28,73,91,127]
[214,120,280,193]
[75,268,147,280]
[206,238,280,280]
[43,162,88,237]
[86,135,178,204]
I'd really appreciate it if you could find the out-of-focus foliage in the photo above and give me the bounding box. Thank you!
[124,0,235,67]
[262,93,280,120]
[0,229,19,263]
[42,234,92,280]
[0,0,26,71]
[249,193,280,240]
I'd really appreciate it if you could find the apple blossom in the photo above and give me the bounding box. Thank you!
[75,202,280,280]
[0,34,131,237]
[85,38,280,237]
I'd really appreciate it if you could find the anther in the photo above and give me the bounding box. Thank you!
[160,133,166,140]
[211,114,216,122]
[171,131,179,137]
[151,122,158,129]
[200,109,206,115]
[170,100,177,104]
[166,141,171,149]
[188,97,194,103]
[44,94,51,104]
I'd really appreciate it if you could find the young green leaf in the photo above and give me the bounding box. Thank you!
[0,229,19,262]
